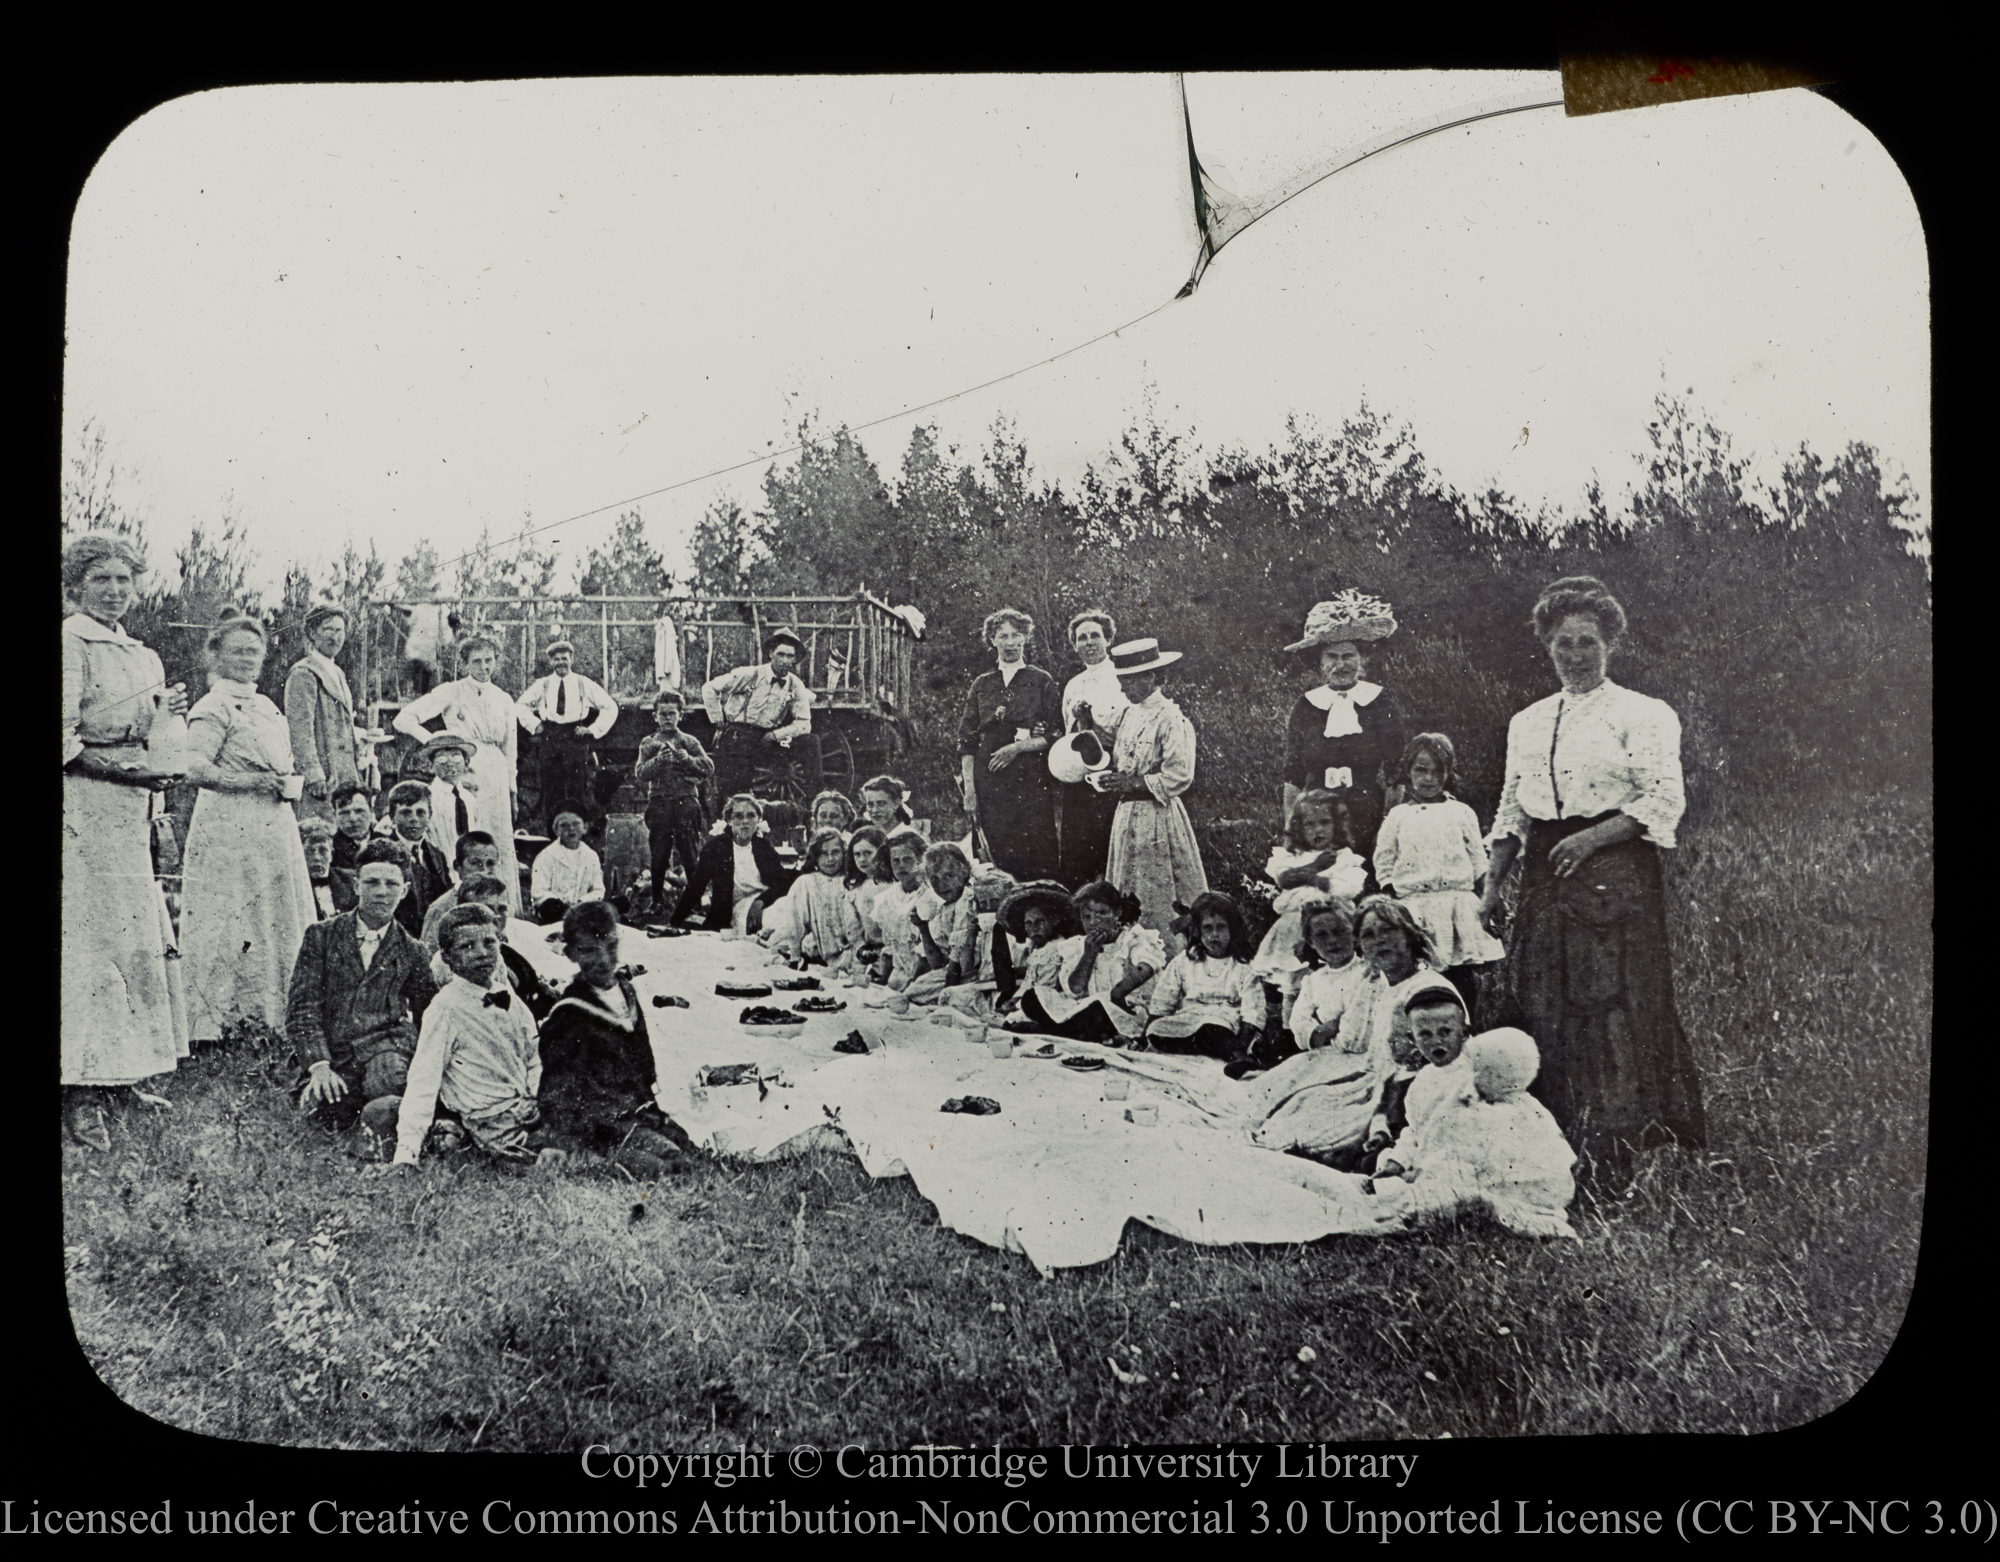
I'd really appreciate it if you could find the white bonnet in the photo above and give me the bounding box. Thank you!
[1468,1028,1539,1102]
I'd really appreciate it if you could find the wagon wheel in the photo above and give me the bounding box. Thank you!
[748,724,853,831]
[817,722,858,798]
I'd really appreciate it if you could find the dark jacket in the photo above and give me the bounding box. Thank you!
[285,911,437,1079]
[537,976,667,1146]
[311,869,360,919]
[392,837,454,940]
[501,944,561,1025]
[672,833,795,930]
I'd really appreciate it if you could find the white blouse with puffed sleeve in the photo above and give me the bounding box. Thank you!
[1487,679,1685,850]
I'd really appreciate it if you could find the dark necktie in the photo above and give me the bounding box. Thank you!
[555,677,566,718]
[483,989,512,1011]
[454,787,469,838]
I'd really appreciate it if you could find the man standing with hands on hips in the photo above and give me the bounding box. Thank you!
[701,630,820,804]
[515,639,619,832]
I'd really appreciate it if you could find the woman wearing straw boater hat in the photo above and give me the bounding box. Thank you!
[1280,590,1409,865]
[1098,638,1209,935]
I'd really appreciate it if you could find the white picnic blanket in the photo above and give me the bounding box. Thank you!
[507,923,1563,1271]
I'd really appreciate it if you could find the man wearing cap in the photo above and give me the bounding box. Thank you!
[285,605,361,820]
[515,640,620,832]
[700,631,821,805]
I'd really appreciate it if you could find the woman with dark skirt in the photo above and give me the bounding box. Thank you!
[958,608,1060,882]
[1480,576,1706,1172]
[1280,591,1408,868]
[1054,608,1128,888]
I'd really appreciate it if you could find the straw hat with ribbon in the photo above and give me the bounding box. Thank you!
[1107,638,1182,677]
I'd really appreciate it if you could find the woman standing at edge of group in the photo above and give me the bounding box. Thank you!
[62,534,191,1149]
[392,634,523,914]
[285,604,360,821]
[1280,590,1408,869]
[180,616,317,1045]
[1480,575,1705,1170]
[1054,608,1129,889]
[1100,638,1208,935]
[958,608,1060,882]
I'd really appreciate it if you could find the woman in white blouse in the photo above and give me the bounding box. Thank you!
[1055,609,1129,888]
[392,635,523,914]
[1479,577,1705,1168]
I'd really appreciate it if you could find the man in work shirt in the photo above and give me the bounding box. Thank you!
[701,630,820,804]
[515,639,620,832]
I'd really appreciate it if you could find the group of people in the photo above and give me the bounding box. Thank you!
[64,522,1704,1181]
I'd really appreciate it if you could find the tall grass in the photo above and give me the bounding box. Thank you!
[65,779,1927,1448]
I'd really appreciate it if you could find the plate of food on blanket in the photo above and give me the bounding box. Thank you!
[792,995,846,1013]
[1059,1054,1107,1073]
[739,1005,807,1037]
[1019,1042,1062,1060]
[715,981,773,999]
[772,975,822,991]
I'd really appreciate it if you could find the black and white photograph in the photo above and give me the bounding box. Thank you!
[54,60,1937,1521]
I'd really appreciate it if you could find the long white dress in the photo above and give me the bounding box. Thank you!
[180,679,317,1041]
[1025,923,1166,1040]
[1248,844,1369,995]
[1143,952,1264,1042]
[393,677,522,915]
[1104,689,1208,934]
[62,613,190,1086]
[1372,799,1504,967]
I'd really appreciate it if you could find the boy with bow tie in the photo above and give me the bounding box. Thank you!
[389,904,550,1169]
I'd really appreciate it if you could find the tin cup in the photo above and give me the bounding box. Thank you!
[987,1028,1013,1060]
[279,774,305,801]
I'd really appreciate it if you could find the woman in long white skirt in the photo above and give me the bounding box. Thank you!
[392,634,523,914]
[1097,639,1208,937]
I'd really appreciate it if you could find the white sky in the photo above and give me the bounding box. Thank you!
[63,73,1928,599]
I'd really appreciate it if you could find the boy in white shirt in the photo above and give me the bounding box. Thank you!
[388,905,550,1169]
[531,810,605,925]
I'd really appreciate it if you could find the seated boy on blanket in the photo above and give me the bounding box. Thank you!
[287,839,438,1156]
[535,901,687,1177]
[388,905,551,1169]
[426,875,561,1023]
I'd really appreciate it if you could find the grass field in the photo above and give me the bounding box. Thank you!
[63,782,1928,1450]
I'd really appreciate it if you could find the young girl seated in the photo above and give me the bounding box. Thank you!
[935,869,1022,1021]
[1372,733,1503,1025]
[1286,896,1371,1054]
[904,842,975,1004]
[1012,881,1163,1045]
[779,828,862,968]
[870,828,935,991]
[1372,1024,1577,1239]
[1250,789,1368,1033]
[1141,891,1263,1060]
[990,880,1077,1018]
[837,825,892,980]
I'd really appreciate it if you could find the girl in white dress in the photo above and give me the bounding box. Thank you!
[1372,734,1503,1021]
[1249,788,1369,1013]
[837,826,893,981]
[781,829,862,967]
[392,635,523,914]
[1014,881,1164,1045]
[1141,891,1264,1059]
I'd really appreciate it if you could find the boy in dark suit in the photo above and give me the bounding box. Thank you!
[536,900,686,1176]
[384,780,453,939]
[285,839,439,1155]
[299,817,358,921]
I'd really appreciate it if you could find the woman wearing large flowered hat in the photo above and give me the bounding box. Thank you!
[1280,590,1408,865]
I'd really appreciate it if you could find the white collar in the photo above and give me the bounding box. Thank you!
[1303,680,1381,710]
[995,660,1025,685]
[66,612,130,643]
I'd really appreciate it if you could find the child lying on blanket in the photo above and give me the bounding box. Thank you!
[1368,1026,1578,1239]
[1140,891,1263,1060]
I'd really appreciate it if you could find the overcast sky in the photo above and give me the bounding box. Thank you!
[63,73,1928,599]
